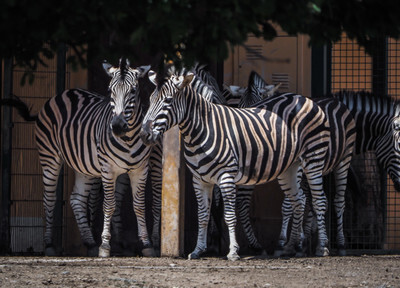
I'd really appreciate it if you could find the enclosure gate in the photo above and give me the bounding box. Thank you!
[1,46,72,255]
[328,35,400,253]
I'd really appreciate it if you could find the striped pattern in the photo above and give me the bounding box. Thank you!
[335,90,400,191]
[278,97,356,256]
[14,60,154,257]
[227,75,356,256]
[141,68,330,260]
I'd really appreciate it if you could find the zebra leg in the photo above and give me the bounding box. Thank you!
[303,164,329,257]
[219,176,240,261]
[87,178,102,256]
[98,175,117,258]
[277,163,306,257]
[333,161,351,256]
[129,166,155,257]
[188,178,214,260]
[149,142,163,256]
[274,195,293,257]
[111,173,130,254]
[275,168,305,257]
[236,185,263,253]
[70,173,99,256]
[88,178,102,229]
[302,194,315,256]
[42,158,63,256]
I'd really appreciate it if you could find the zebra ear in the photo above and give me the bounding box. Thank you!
[148,70,157,85]
[137,65,151,77]
[178,73,194,90]
[229,85,246,96]
[102,61,117,77]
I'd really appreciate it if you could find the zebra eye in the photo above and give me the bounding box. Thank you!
[394,121,400,131]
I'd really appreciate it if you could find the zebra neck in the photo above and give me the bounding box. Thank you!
[179,88,217,146]
[337,91,396,155]
[351,108,392,155]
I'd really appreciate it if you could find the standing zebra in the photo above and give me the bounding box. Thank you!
[3,59,156,257]
[335,90,400,190]
[283,90,400,255]
[226,72,356,257]
[140,68,331,260]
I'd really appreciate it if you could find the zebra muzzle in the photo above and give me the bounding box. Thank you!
[111,115,129,137]
[140,120,158,145]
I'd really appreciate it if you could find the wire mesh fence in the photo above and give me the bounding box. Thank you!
[330,35,400,253]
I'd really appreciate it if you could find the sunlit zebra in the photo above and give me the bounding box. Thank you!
[3,59,157,257]
[225,72,356,256]
[140,68,330,260]
[290,90,400,255]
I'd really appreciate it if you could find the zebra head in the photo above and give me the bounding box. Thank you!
[243,71,280,107]
[140,68,194,146]
[376,116,400,191]
[103,58,150,137]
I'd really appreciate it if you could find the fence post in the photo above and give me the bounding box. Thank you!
[372,37,388,248]
[53,44,67,252]
[0,58,13,254]
[160,126,185,257]
[311,45,331,97]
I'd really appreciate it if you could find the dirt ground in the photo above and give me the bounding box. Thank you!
[0,254,399,288]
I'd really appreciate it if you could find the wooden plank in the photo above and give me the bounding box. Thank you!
[160,126,185,257]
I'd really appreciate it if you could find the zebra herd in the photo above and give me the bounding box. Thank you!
[3,58,400,260]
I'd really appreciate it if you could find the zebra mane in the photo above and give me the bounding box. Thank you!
[246,71,265,103]
[191,63,226,104]
[189,71,216,103]
[166,65,216,103]
[334,90,400,118]
[119,58,130,80]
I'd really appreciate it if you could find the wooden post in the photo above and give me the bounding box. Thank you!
[160,126,185,257]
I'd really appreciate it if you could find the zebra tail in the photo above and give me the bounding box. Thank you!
[1,94,38,121]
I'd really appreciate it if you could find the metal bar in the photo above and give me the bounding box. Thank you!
[372,37,388,248]
[311,45,331,97]
[53,44,67,252]
[0,58,13,254]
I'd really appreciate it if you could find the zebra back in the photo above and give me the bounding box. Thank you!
[334,90,400,191]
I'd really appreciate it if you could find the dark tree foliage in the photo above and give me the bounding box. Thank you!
[1,0,400,70]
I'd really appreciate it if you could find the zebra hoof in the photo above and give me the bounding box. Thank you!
[45,246,58,257]
[98,244,111,257]
[338,249,346,256]
[273,249,284,258]
[249,244,264,255]
[87,246,99,257]
[227,253,240,261]
[142,247,156,257]
[188,252,200,260]
[281,246,296,257]
[315,247,329,257]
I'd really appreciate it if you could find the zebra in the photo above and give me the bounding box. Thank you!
[276,96,356,256]
[140,67,331,260]
[192,68,283,254]
[2,59,157,257]
[284,90,400,255]
[224,72,357,257]
[335,90,400,190]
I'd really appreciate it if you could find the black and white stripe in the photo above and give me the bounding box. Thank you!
[222,72,356,257]
[4,59,157,257]
[336,90,400,190]
[140,68,330,260]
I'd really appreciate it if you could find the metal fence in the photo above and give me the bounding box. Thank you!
[329,35,400,253]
